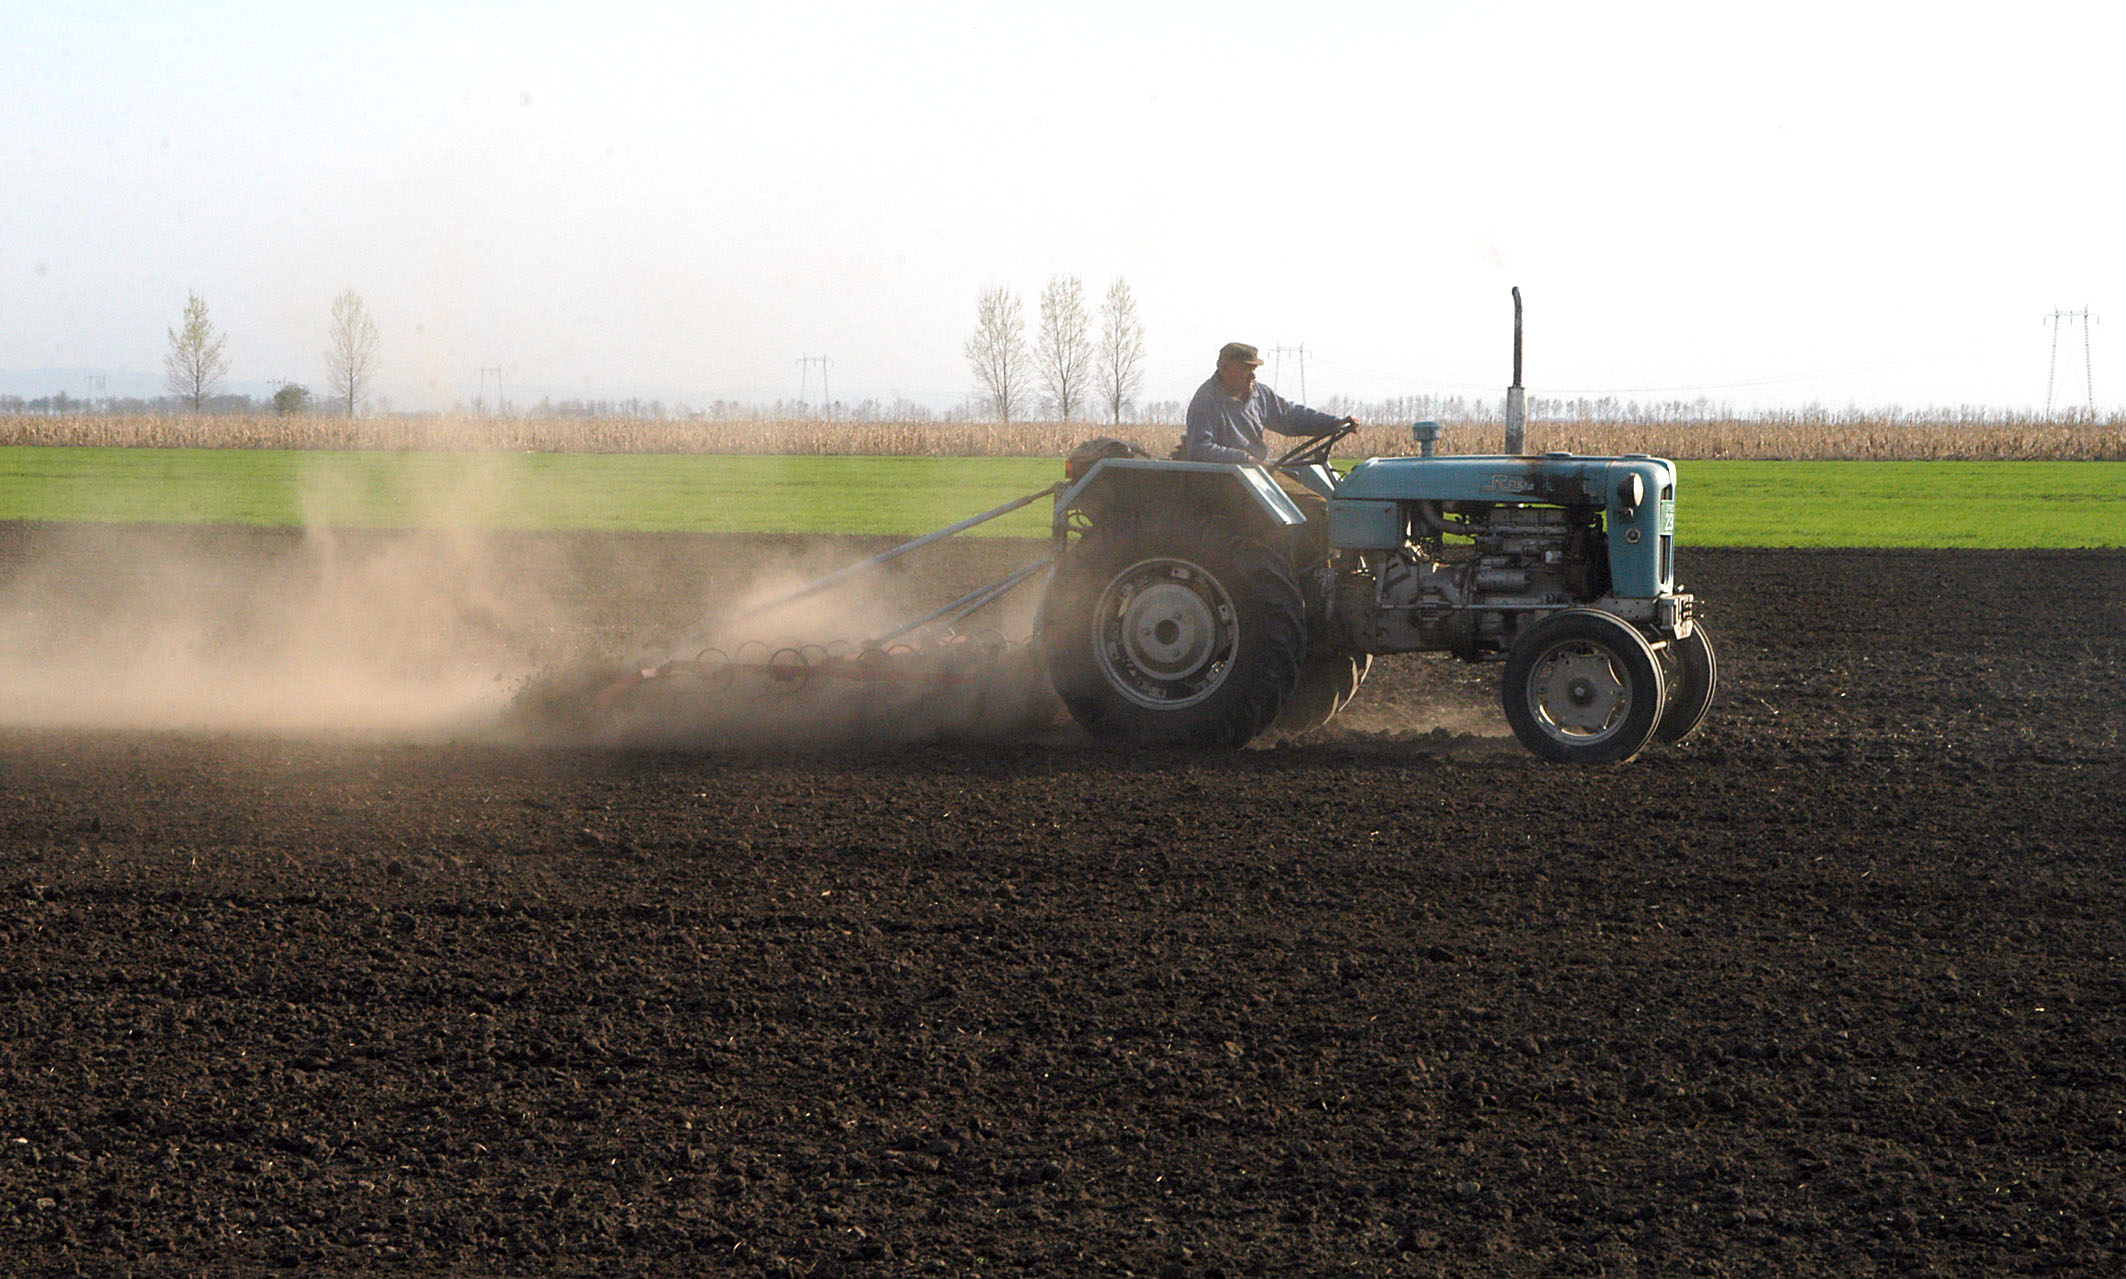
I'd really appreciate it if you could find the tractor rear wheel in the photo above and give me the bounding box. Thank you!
[1653,621,1718,744]
[1043,516,1305,748]
[1503,608,1666,764]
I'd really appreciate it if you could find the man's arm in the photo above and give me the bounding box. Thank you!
[1261,386,1350,438]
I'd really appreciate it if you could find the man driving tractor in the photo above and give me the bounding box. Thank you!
[1182,341,1358,464]
[1182,341,1356,559]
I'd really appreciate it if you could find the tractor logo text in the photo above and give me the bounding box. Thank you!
[1483,474,1536,494]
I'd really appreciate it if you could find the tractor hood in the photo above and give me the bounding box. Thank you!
[1335,453,1676,510]
[1332,453,1678,598]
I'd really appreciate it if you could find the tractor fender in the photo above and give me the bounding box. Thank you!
[1053,457,1308,538]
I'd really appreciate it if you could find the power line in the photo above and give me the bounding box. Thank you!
[477,366,506,415]
[1270,344,1307,402]
[796,355,831,416]
[2045,309,2096,417]
[1307,350,1939,399]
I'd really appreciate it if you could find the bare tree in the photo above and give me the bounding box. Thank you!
[1097,277,1147,426]
[163,291,231,411]
[325,289,381,415]
[1035,275,1092,423]
[964,286,1029,425]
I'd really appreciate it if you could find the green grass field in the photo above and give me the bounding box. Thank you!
[1,447,2120,548]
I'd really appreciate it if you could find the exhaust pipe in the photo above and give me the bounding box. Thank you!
[1504,286,1526,455]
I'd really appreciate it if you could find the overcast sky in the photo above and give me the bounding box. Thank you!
[4,0,2121,414]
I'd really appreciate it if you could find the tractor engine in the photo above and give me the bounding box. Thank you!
[1331,502,1609,659]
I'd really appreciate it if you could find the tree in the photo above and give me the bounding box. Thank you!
[1035,275,1092,423]
[163,291,231,412]
[964,286,1029,425]
[325,289,381,415]
[1097,277,1147,426]
[272,382,312,415]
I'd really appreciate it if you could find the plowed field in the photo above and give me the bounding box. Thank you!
[4,525,2123,1277]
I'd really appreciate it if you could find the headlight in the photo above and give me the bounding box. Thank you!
[1616,472,1645,514]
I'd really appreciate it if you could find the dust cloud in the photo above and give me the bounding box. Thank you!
[0,526,569,740]
[502,551,1063,751]
[0,457,1061,748]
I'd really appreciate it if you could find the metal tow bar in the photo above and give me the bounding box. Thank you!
[593,483,1064,710]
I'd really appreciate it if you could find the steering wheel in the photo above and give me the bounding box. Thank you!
[1270,420,1358,471]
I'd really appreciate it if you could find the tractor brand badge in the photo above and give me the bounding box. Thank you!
[1659,501,1676,535]
[1483,474,1535,494]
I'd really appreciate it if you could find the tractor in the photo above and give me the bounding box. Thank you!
[570,293,1712,764]
[1038,423,1715,764]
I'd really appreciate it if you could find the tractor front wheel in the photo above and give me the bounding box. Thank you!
[1503,609,1667,764]
[1043,517,1305,748]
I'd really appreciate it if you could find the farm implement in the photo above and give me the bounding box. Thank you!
[551,300,1717,762]
[566,488,1062,731]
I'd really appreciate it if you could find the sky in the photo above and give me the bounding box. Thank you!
[4,0,2122,415]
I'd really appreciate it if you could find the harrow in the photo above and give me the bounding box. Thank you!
[531,485,1068,744]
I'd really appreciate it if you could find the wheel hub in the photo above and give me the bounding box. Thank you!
[1531,645,1629,738]
[1095,559,1237,708]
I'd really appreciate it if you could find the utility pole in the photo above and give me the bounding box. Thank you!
[477,366,506,415]
[2044,309,2096,418]
[796,355,831,417]
[1271,344,1307,402]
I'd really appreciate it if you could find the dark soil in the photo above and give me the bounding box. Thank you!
[4,525,2125,1277]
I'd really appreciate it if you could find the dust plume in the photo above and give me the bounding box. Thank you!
[0,459,1061,748]
[0,451,623,738]
[0,523,575,740]
[502,547,1063,751]
[1283,652,1515,749]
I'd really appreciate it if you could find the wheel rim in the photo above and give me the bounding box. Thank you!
[1526,640,1634,744]
[1093,557,1238,709]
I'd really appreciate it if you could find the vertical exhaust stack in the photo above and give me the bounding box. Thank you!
[1504,286,1527,455]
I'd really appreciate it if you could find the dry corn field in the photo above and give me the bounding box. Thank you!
[4,412,2124,460]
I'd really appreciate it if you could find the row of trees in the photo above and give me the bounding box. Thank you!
[966,276,1145,425]
[150,280,1137,423]
[161,288,381,414]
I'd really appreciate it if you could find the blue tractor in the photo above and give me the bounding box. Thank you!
[1039,423,1715,764]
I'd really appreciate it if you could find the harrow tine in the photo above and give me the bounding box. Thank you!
[767,647,812,692]
[693,648,734,689]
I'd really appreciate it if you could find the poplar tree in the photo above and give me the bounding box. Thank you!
[163,291,231,411]
[1097,277,1147,426]
[325,289,381,415]
[1035,274,1092,423]
[965,286,1029,425]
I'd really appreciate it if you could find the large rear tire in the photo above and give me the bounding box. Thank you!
[1653,621,1718,744]
[1502,609,1666,764]
[1043,516,1305,748]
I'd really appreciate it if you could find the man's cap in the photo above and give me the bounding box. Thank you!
[1218,341,1264,367]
